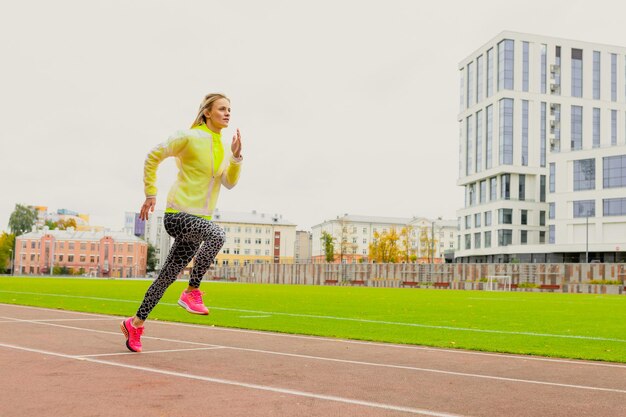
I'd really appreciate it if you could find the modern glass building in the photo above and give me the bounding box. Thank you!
[457,31,626,263]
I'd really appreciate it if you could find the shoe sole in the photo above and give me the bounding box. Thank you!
[120,320,141,352]
[178,299,209,315]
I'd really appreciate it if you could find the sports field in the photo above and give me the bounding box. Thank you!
[1,276,624,363]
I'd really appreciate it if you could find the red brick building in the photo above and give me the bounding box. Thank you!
[14,228,148,278]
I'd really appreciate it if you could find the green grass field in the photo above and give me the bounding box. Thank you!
[1,276,625,363]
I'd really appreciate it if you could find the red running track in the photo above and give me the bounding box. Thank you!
[1,303,625,417]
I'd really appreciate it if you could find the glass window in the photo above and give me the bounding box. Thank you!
[465,215,471,229]
[498,229,512,246]
[459,68,465,112]
[498,208,513,224]
[612,53,617,102]
[521,210,528,225]
[459,121,463,179]
[549,163,555,193]
[550,103,561,152]
[603,155,626,188]
[490,176,497,201]
[603,198,626,216]
[499,98,514,165]
[474,213,481,228]
[540,102,546,167]
[486,48,494,97]
[465,234,471,250]
[540,175,546,202]
[539,231,546,244]
[611,110,617,146]
[522,100,528,166]
[593,108,601,148]
[486,105,493,169]
[480,180,487,204]
[593,51,601,100]
[522,41,529,92]
[466,62,474,107]
[485,211,492,226]
[540,44,547,93]
[498,39,514,91]
[540,211,546,226]
[571,48,583,98]
[484,231,492,248]
[476,110,483,173]
[519,174,526,201]
[549,225,555,244]
[466,115,473,175]
[500,174,510,200]
[476,55,483,103]
[549,203,555,219]
[573,200,595,218]
[520,230,528,245]
[553,46,561,94]
[571,105,583,150]
[574,159,596,191]
[474,232,481,249]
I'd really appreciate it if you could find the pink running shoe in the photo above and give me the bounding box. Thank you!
[178,289,209,315]
[120,317,144,352]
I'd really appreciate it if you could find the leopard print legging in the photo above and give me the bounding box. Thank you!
[136,212,226,320]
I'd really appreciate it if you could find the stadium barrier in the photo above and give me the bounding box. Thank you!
[205,263,625,294]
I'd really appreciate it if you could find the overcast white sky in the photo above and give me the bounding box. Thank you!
[1,0,625,232]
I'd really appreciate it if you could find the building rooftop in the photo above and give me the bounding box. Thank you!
[212,209,296,226]
[313,214,413,228]
[17,228,146,243]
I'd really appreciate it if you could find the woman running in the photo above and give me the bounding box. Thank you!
[121,93,243,352]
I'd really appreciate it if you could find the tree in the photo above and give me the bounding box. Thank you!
[8,204,37,236]
[0,233,16,273]
[57,218,77,230]
[418,226,437,262]
[399,226,417,263]
[321,231,335,263]
[146,243,158,272]
[368,228,401,263]
[45,220,58,230]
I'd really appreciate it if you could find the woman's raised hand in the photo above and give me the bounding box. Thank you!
[231,128,242,158]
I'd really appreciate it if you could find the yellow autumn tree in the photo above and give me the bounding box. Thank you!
[399,226,417,263]
[368,228,401,263]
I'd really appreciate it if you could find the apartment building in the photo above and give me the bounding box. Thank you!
[294,230,313,263]
[457,31,626,263]
[14,227,147,277]
[212,209,297,265]
[311,214,456,263]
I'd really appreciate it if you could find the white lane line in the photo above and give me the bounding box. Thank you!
[1,315,625,394]
[239,315,271,318]
[0,316,224,348]
[78,346,227,358]
[0,317,117,323]
[0,342,465,417]
[2,302,626,370]
[2,291,624,343]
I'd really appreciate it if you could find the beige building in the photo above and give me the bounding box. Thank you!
[294,230,313,263]
[408,217,457,263]
[311,214,457,263]
[213,209,297,265]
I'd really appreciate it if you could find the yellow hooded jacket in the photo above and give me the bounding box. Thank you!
[143,124,242,220]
